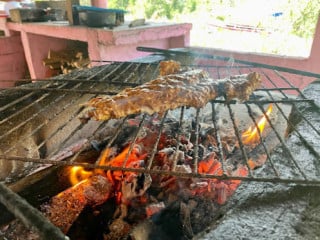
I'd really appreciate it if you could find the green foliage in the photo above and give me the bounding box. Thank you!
[108,0,130,9]
[108,0,197,19]
[144,0,183,19]
[216,15,225,21]
[290,1,320,38]
[108,0,319,40]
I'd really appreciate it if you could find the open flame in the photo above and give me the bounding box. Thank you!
[68,144,146,186]
[69,166,93,186]
[65,105,274,207]
[241,104,273,145]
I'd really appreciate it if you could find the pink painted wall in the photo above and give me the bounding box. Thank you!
[91,0,107,8]
[20,33,69,78]
[0,34,27,88]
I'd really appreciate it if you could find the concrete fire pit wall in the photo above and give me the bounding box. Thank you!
[0,34,27,87]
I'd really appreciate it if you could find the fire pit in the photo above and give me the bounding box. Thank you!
[0,48,319,239]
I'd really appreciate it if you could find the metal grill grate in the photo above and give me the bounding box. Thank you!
[0,54,319,186]
[0,49,320,239]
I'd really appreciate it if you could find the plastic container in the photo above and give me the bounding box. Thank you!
[74,5,126,27]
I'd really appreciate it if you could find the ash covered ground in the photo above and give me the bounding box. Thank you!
[198,80,320,240]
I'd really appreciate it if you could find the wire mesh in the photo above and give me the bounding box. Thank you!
[0,54,319,186]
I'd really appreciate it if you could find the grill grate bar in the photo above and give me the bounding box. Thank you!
[95,118,128,165]
[274,70,307,97]
[0,62,117,144]
[259,68,320,136]
[122,114,147,169]
[63,122,109,165]
[47,121,87,159]
[0,92,35,112]
[146,111,168,171]
[0,81,69,114]
[0,182,67,239]
[290,102,320,136]
[245,103,279,177]
[2,155,320,186]
[265,91,320,157]
[1,55,319,239]
[227,103,254,177]
[267,71,319,135]
[40,64,121,158]
[211,102,227,175]
[1,88,85,157]
[106,62,140,83]
[256,102,308,179]
[171,107,185,171]
[0,60,319,187]
[7,87,127,95]
[193,109,201,174]
[0,92,48,126]
[137,46,320,78]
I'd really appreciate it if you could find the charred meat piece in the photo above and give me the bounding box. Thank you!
[81,61,261,122]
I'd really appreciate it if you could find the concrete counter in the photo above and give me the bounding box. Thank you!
[0,19,192,79]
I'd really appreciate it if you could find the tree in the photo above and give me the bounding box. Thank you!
[108,0,197,19]
[108,0,320,40]
[290,0,320,38]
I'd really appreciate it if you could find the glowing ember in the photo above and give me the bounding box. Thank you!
[198,153,223,175]
[195,154,249,204]
[241,104,273,145]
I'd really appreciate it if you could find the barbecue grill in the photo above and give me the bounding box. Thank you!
[0,47,319,239]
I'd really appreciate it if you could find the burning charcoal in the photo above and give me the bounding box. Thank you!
[146,202,166,218]
[121,173,152,204]
[42,174,113,234]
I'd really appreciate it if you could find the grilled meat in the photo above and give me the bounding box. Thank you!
[159,60,181,76]
[81,61,261,122]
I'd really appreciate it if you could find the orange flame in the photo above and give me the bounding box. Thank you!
[67,144,146,186]
[69,166,93,186]
[241,104,273,145]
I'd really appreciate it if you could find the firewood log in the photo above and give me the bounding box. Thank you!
[42,174,113,233]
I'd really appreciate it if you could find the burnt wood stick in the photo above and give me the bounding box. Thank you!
[0,182,68,239]
[42,174,113,234]
[81,62,261,122]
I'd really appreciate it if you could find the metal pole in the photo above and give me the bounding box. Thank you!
[0,182,68,240]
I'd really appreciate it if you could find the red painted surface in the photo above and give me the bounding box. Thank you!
[0,35,27,87]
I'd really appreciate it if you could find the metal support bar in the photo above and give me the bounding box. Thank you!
[0,182,68,239]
